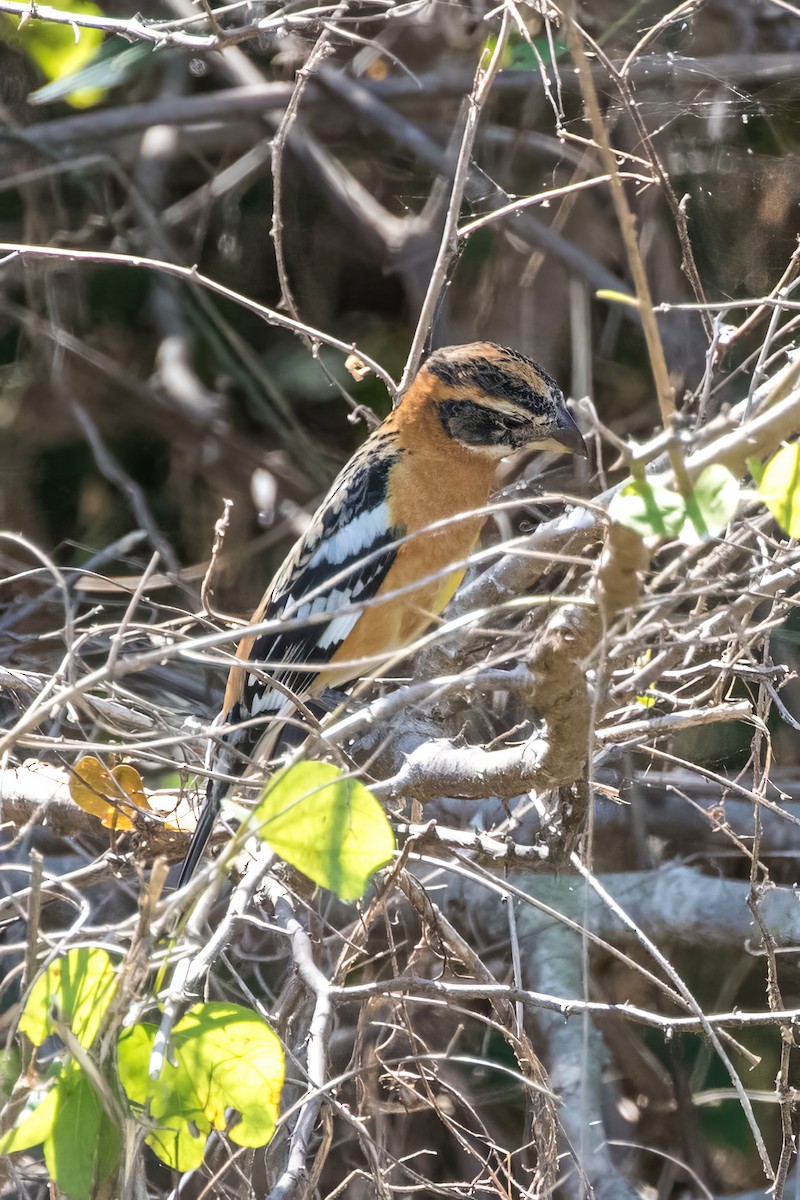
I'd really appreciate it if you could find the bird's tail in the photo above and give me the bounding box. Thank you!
[178,698,326,885]
[177,776,222,886]
[177,705,286,886]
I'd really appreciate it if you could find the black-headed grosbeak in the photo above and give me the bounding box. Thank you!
[179,341,585,883]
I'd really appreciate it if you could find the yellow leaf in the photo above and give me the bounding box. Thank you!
[118,1004,284,1170]
[1,0,105,108]
[69,755,151,830]
[759,443,800,537]
[253,762,394,902]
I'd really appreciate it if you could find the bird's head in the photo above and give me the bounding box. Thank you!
[422,341,586,460]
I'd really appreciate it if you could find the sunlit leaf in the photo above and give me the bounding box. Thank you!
[1,0,106,108]
[610,467,739,547]
[118,1003,284,1172]
[693,464,740,531]
[0,1081,59,1157]
[46,1064,118,1200]
[758,442,800,537]
[118,1023,203,1171]
[69,755,151,830]
[0,1062,119,1200]
[680,464,740,544]
[746,455,765,487]
[253,761,395,901]
[20,947,117,1049]
[609,479,685,540]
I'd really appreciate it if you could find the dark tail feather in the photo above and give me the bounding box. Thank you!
[179,705,256,887]
[178,779,221,886]
[178,697,329,886]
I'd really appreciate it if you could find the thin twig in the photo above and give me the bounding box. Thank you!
[562,4,694,496]
[399,7,512,393]
[0,242,398,399]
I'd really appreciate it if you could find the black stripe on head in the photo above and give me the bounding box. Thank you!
[437,397,529,447]
[425,342,561,415]
[485,343,561,397]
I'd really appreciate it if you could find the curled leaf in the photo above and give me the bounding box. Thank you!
[69,755,151,830]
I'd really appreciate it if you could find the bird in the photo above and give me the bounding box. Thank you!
[178,341,586,884]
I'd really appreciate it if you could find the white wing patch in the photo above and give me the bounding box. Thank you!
[292,583,366,652]
[291,586,352,623]
[308,502,391,569]
[250,687,287,715]
[317,610,361,651]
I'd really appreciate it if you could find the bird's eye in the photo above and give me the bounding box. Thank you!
[438,398,530,447]
[489,411,535,444]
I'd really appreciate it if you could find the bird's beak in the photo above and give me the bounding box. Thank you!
[552,409,588,458]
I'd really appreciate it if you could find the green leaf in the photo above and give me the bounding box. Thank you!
[46,1063,119,1200]
[679,464,740,544]
[609,479,685,539]
[20,947,117,1049]
[0,1080,59,1157]
[0,1046,21,1106]
[1,0,105,108]
[758,443,800,537]
[118,1003,284,1172]
[747,455,765,486]
[484,29,567,71]
[253,762,395,901]
[0,1063,119,1200]
[610,468,739,547]
[117,1023,205,1171]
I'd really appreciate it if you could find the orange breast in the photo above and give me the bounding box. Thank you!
[225,368,500,705]
[325,376,497,676]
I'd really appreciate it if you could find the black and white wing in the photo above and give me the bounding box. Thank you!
[225,436,404,741]
[178,436,404,886]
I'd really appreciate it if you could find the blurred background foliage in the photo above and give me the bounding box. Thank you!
[2,0,799,616]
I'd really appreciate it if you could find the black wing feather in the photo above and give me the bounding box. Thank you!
[233,443,406,735]
[178,438,404,886]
